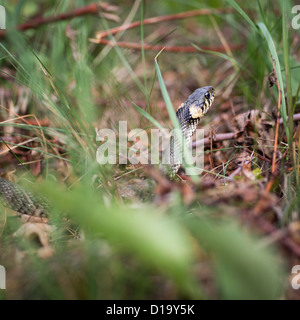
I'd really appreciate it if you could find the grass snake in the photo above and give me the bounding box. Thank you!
[0,86,215,216]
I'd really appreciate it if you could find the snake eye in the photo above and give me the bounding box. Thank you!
[204,92,210,100]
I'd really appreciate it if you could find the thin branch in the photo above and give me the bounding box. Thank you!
[0,2,119,38]
[192,113,300,148]
[91,8,241,54]
[227,153,254,180]
[20,3,104,31]
[192,132,234,147]
[90,38,243,53]
[95,8,235,40]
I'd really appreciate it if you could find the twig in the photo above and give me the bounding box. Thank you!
[95,8,235,40]
[91,8,242,54]
[0,137,39,156]
[192,113,300,148]
[192,132,234,147]
[244,147,271,163]
[90,38,243,53]
[0,2,119,38]
[20,3,104,30]
[279,113,300,124]
[227,155,254,181]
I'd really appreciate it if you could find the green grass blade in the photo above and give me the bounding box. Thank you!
[225,0,257,30]
[36,182,200,297]
[256,0,268,27]
[257,22,289,141]
[154,50,199,180]
[185,218,284,299]
[100,18,147,96]
[282,1,294,158]
[133,102,165,130]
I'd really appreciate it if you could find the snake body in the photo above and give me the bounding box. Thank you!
[0,177,49,216]
[0,87,214,216]
[164,86,215,176]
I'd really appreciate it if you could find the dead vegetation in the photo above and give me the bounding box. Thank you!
[0,1,300,300]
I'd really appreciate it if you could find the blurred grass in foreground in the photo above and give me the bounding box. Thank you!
[0,0,298,299]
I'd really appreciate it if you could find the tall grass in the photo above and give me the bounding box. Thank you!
[0,0,294,299]
[222,0,299,225]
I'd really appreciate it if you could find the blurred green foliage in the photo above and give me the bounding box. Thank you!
[0,0,298,299]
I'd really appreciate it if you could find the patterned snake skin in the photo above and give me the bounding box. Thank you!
[162,86,215,177]
[0,177,50,216]
[0,87,214,215]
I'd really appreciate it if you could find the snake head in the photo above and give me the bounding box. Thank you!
[187,86,215,120]
[166,86,215,177]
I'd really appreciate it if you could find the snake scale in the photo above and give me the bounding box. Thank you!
[0,177,50,216]
[163,86,215,176]
[0,86,214,216]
